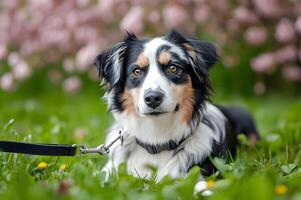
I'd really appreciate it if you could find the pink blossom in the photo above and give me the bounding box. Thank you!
[76,0,90,8]
[282,65,301,82]
[76,43,100,71]
[62,76,82,94]
[275,18,297,43]
[0,73,15,91]
[163,5,188,28]
[210,0,228,12]
[120,6,144,34]
[252,0,282,18]
[43,16,64,30]
[40,30,70,48]
[226,19,240,33]
[132,0,147,4]
[74,26,98,45]
[63,58,76,72]
[295,16,301,35]
[254,81,266,95]
[12,61,32,80]
[148,11,160,24]
[275,45,298,64]
[1,0,18,9]
[8,52,21,67]
[28,0,53,13]
[233,6,258,24]
[251,53,276,73]
[194,6,210,23]
[97,0,115,22]
[65,12,79,28]
[244,26,267,46]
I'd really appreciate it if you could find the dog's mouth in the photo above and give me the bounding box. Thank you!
[142,104,180,116]
[145,111,168,116]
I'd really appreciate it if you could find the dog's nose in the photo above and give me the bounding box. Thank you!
[144,90,164,109]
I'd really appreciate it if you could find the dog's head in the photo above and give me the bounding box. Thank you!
[95,30,218,125]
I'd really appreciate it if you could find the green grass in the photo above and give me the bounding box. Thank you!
[0,80,301,200]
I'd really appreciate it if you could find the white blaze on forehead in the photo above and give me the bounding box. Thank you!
[143,37,187,61]
[141,38,172,91]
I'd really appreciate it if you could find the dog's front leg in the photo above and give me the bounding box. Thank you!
[101,129,133,181]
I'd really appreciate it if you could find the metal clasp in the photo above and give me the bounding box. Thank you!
[77,129,124,156]
[80,144,109,155]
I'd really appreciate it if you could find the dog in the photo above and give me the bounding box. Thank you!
[94,30,259,182]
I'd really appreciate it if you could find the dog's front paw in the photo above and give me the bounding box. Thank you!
[101,160,115,183]
[156,158,185,182]
[100,169,110,184]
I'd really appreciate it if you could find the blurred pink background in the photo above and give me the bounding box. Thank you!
[0,0,300,94]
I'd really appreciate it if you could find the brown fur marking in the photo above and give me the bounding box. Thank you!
[158,51,171,65]
[137,53,149,68]
[173,78,195,124]
[121,88,139,116]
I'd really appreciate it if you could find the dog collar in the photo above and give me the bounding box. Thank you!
[135,137,187,154]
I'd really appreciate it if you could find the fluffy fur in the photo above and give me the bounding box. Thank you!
[95,30,259,181]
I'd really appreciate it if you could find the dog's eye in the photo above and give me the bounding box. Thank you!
[132,68,143,77]
[168,65,179,73]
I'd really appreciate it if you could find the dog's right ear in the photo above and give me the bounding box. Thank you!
[94,42,127,90]
[94,33,137,90]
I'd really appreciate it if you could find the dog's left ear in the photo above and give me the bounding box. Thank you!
[166,30,218,76]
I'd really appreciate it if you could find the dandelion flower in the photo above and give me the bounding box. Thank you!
[38,162,48,170]
[275,184,287,195]
[60,164,68,171]
[207,180,215,189]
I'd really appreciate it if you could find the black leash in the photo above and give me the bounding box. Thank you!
[0,141,77,156]
[0,130,123,157]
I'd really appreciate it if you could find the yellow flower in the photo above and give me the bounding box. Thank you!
[275,184,287,195]
[207,180,215,189]
[38,162,48,170]
[60,164,68,171]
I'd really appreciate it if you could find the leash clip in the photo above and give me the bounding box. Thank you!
[80,144,109,155]
[77,129,124,156]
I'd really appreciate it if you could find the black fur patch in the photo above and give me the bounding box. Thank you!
[94,33,148,112]
[126,64,148,89]
[165,30,218,125]
[155,47,190,85]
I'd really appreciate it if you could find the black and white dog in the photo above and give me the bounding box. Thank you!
[95,30,259,182]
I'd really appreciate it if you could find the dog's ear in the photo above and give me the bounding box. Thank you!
[166,30,218,77]
[94,42,126,90]
[94,33,137,90]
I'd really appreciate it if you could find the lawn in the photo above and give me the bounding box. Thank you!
[0,77,301,200]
